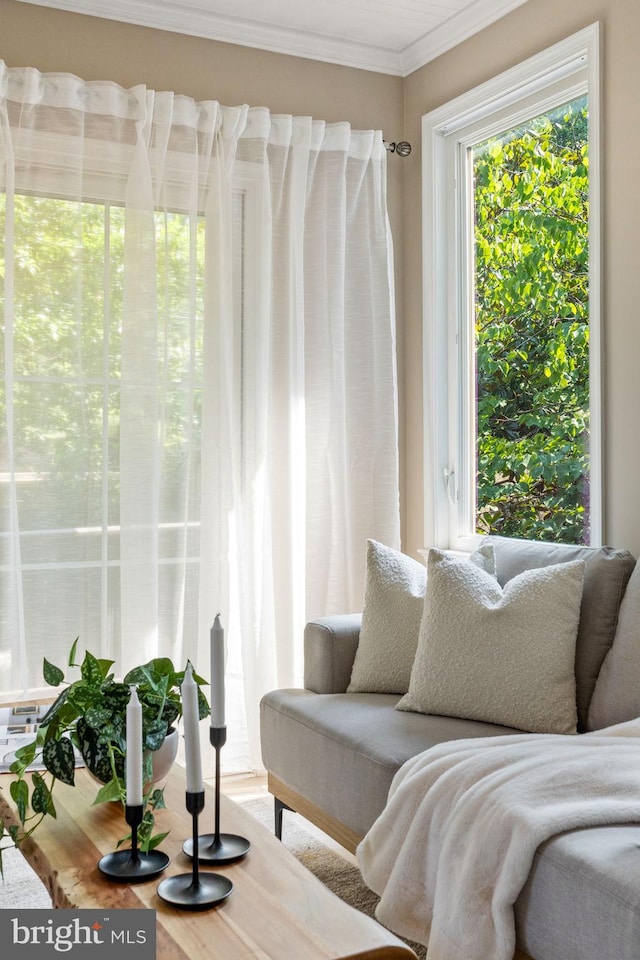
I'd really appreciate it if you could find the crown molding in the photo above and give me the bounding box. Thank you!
[16,0,532,78]
[400,0,532,76]
[16,0,403,75]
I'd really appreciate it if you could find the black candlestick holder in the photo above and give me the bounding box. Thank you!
[183,726,251,864]
[158,790,233,909]
[98,803,170,882]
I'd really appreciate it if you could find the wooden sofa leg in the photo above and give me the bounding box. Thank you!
[274,796,294,840]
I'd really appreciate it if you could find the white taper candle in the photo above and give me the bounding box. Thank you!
[210,615,225,728]
[181,662,203,793]
[125,685,143,806]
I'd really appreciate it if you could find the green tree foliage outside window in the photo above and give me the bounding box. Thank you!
[473,96,589,544]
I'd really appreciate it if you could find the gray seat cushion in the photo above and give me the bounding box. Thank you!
[515,823,640,960]
[260,688,521,838]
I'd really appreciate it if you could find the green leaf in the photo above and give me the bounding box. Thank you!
[39,687,72,727]
[80,651,104,687]
[136,810,169,854]
[10,779,29,823]
[102,684,132,711]
[31,773,55,817]
[142,752,153,785]
[76,717,123,783]
[14,739,38,767]
[68,637,79,667]
[144,720,169,754]
[43,658,65,687]
[145,830,170,851]
[147,788,166,811]
[197,687,211,721]
[42,737,76,786]
[137,811,154,847]
[84,706,113,730]
[97,658,115,678]
[147,657,176,679]
[92,778,124,805]
[123,664,156,691]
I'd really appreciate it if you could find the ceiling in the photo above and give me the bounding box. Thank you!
[19,0,532,76]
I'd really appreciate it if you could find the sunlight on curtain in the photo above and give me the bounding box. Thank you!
[0,62,399,771]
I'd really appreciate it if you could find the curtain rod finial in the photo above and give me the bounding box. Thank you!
[384,140,412,157]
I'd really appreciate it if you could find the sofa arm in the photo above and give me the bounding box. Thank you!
[304,614,362,694]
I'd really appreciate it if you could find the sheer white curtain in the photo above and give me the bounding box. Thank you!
[0,62,399,770]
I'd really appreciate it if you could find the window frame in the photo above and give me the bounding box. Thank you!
[422,23,602,552]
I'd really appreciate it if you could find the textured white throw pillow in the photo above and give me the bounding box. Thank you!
[348,540,495,694]
[396,548,584,734]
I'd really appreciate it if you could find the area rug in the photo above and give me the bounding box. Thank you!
[0,795,427,959]
[0,846,52,909]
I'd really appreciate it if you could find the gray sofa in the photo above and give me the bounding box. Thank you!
[260,536,640,960]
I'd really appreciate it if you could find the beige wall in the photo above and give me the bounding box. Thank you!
[402,0,640,559]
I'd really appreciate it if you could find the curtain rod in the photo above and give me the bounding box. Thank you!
[384,140,412,157]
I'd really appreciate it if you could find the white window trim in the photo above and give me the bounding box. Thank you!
[422,22,602,552]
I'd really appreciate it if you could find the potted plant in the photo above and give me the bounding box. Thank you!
[0,639,210,872]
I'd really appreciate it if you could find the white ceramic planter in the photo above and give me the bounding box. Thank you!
[149,726,179,785]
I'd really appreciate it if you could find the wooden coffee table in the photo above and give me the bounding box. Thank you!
[0,765,417,959]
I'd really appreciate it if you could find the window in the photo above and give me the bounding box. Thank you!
[0,180,259,698]
[1,192,206,686]
[423,24,601,551]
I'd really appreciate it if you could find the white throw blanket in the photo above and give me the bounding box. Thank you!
[356,719,640,960]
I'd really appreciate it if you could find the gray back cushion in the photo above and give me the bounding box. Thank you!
[487,537,635,731]
[588,558,640,729]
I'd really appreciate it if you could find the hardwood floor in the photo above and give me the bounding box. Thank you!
[218,771,269,801]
